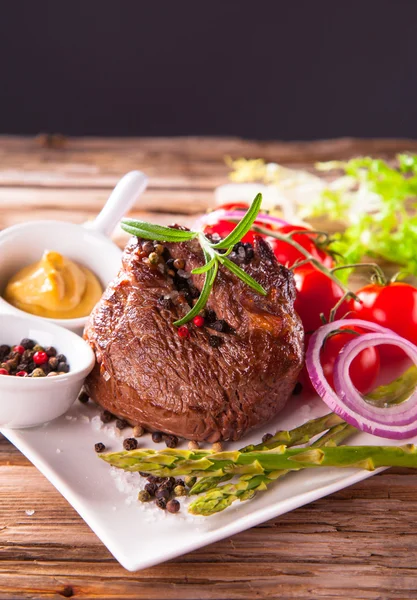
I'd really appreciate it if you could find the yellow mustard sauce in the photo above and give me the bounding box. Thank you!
[4,250,102,319]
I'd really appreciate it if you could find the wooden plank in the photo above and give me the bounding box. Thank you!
[1,136,417,190]
[1,466,417,598]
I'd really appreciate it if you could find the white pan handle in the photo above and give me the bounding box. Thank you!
[85,170,148,237]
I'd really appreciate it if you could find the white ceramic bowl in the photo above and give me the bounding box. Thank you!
[0,313,95,428]
[0,170,147,334]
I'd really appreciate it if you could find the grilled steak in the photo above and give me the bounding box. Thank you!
[84,234,304,442]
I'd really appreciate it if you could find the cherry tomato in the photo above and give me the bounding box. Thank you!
[348,282,417,363]
[320,326,380,395]
[293,266,347,333]
[265,225,334,269]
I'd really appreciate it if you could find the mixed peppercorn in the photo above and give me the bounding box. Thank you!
[0,338,70,377]
[88,394,211,513]
[137,236,248,342]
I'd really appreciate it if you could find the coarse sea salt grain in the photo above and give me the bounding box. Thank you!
[91,415,103,431]
[25,509,35,516]
[109,466,205,524]
[56,448,62,454]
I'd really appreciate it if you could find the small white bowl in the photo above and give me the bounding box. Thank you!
[0,313,95,428]
[0,170,147,334]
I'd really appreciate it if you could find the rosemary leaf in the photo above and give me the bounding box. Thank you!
[219,256,267,296]
[174,260,219,327]
[121,220,198,242]
[209,193,262,249]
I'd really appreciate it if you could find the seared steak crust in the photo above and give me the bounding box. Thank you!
[84,235,304,442]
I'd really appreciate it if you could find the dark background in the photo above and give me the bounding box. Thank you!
[1,1,416,140]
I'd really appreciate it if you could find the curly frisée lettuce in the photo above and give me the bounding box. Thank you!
[308,155,417,277]
[228,154,417,279]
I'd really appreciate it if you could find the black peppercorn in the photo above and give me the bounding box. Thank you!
[94,442,105,453]
[56,354,67,363]
[78,391,89,404]
[144,482,157,496]
[205,308,217,323]
[211,319,228,333]
[22,349,34,361]
[20,338,35,350]
[164,434,179,448]
[245,247,254,260]
[188,285,200,299]
[155,487,170,501]
[123,437,138,451]
[153,476,166,484]
[209,335,223,348]
[152,431,163,443]
[0,345,10,361]
[45,346,57,357]
[48,356,59,370]
[57,362,69,373]
[166,499,180,513]
[262,433,273,443]
[115,418,128,430]
[100,410,114,423]
[159,477,175,492]
[158,296,173,310]
[155,498,167,510]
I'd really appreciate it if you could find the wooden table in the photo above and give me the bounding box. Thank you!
[1,136,417,600]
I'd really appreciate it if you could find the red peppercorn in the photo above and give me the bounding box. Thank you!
[13,345,25,355]
[192,315,205,328]
[33,351,48,365]
[16,371,28,377]
[0,368,9,375]
[177,326,190,339]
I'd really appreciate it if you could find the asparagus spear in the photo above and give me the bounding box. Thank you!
[99,442,417,478]
[190,412,344,494]
[100,413,346,494]
[189,423,355,515]
[366,365,417,407]
[240,412,344,452]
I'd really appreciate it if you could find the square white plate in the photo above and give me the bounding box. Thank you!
[0,394,398,572]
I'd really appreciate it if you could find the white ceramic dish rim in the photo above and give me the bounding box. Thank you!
[0,220,121,330]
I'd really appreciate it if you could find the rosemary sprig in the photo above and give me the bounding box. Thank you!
[121,193,267,326]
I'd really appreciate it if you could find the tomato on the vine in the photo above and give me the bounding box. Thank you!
[293,266,347,333]
[265,225,334,269]
[204,217,334,269]
[320,326,380,395]
[348,282,417,363]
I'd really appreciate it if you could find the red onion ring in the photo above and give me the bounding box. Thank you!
[334,333,417,428]
[194,209,288,231]
[306,319,417,440]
